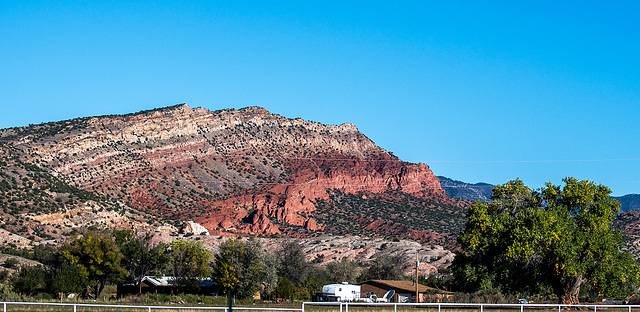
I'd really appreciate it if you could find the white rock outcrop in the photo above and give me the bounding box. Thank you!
[182,221,209,236]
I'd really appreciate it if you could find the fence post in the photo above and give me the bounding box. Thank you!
[340,302,343,312]
[346,302,349,312]
[301,302,305,312]
[521,304,524,312]
[558,305,561,312]
[394,303,397,312]
[73,304,77,312]
[481,304,484,312]
[149,306,152,312]
[438,303,441,312]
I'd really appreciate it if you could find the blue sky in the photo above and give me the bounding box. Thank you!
[1,1,639,195]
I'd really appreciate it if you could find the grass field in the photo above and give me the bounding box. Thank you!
[302,303,640,312]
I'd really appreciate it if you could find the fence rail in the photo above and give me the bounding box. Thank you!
[0,302,303,312]
[302,302,640,312]
[3,302,640,312]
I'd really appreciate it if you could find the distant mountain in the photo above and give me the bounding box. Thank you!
[615,194,640,212]
[437,176,493,203]
[438,176,640,213]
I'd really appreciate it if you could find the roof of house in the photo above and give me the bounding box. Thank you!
[134,275,216,287]
[359,280,437,293]
[142,276,172,287]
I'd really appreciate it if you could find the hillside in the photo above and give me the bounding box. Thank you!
[614,210,640,258]
[617,194,640,212]
[0,144,171,247]
[313,190,466,248]
[0,104,466,246]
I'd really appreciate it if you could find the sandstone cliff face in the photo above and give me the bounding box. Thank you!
[2,104,446,238]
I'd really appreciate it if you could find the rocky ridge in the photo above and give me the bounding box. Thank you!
[2,104,458,243]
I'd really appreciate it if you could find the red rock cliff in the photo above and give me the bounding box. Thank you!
[6,104,446,237]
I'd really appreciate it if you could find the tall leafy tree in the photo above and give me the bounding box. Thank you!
[211,238,277,300]
[50,260,88,297]
[164,240,211,293]
[276,239,311,285]
[360,253,405,281]
[114,230,167,293]
[324,257,362,284]
[59,231,128,299]
[452,178,640,304]
[10,265,45,296]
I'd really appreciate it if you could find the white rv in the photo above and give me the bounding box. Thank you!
[321,282,361,302]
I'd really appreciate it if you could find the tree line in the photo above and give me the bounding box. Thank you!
[1,177,638,304]
[0,231,406,301]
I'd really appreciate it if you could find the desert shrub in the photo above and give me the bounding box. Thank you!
[33,292,54,301]
[10,265,45,296]
[3,257,19,269]
[0,270,8,282]
[0,283,24,301]
[446,289,515,303]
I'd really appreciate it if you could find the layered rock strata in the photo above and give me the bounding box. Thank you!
[3,104,446,237]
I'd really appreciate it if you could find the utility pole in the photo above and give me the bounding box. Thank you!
[416,253,419,303]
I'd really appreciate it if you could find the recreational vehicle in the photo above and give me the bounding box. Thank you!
[319,282,361,302]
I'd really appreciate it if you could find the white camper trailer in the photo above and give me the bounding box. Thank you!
[321,282,361,302]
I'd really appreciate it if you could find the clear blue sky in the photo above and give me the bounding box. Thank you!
[1,1,639,195]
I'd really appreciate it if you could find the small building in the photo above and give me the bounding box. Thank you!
[359,280,447,303]
[118,276,217,297]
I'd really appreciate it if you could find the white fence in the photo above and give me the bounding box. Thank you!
[301,302,640,312]
[3,302,640,312]
[0,302,302,312]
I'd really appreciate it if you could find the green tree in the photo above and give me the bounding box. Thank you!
[59,231,128,299]
[114,230,167,293]
[360,253,404,281]
[276,240,311,285]
[211,238,278,300]
[324,258,361,284]
[29,244,64,296]
[0,282,22,301]
[452,178,640,304]
[0,270,9,282]
[50,261,88,296]
[164,240,210,293]
[10,265,45,296]
[272,277,295,300]
[295,274,326,300]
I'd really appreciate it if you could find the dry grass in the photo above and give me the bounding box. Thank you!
[0,303,225,312]
[302,305,639,312]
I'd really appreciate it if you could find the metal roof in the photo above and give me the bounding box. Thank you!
[359,280,436,293]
